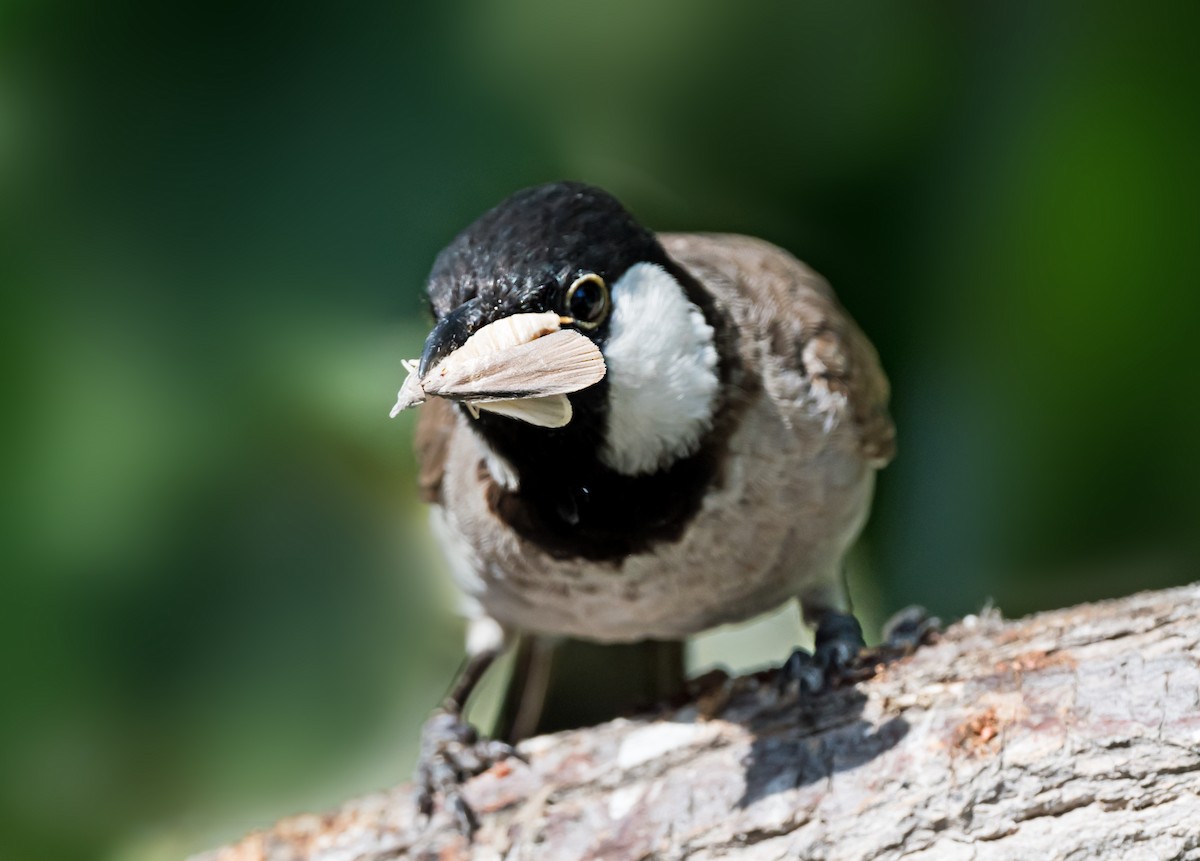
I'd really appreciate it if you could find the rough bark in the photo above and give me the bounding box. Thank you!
[194,585,1200,861]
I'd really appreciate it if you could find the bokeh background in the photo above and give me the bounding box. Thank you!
[3,2,1199,859]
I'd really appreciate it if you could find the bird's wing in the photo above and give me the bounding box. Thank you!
[413,396,459,504]
[660,233,895,466]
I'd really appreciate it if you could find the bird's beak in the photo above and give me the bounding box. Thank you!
[389,311,606,428]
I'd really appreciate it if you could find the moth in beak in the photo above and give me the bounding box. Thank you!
[389,311,607,428]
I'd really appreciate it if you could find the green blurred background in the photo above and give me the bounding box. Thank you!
[2,1,1198,858]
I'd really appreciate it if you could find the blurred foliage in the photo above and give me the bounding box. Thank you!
[1,1,1198,859]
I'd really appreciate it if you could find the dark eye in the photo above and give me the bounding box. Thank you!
[565,273,610,328]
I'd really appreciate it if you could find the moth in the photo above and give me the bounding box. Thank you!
[390,311,607,428]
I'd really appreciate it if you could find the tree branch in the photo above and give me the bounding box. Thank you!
[193,585,1200,861]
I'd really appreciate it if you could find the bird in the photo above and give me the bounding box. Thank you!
[390,181,922,833]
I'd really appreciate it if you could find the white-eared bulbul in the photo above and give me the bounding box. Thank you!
[391,182,919,833]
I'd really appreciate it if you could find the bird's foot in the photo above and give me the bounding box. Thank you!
[879,604,941,656]
[778,611,867,696]
[415,708,522,836]
[777,607,941,697]
[845,606,941,681]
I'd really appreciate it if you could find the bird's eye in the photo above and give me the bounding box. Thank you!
[565,273,610,329]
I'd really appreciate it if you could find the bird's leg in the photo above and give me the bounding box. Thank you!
[415,634,520,836]
[779,609,867,696]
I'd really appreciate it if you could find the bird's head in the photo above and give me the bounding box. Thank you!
[391,182,724,485]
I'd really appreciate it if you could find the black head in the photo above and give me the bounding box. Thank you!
[412,181,731,560]
[419,182,672,374]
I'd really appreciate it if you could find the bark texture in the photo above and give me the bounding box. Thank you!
[194,585,1200,861]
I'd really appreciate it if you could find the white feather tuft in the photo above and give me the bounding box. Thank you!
[599,262,719,475]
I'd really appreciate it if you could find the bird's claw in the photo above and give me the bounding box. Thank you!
[415,708,521,836]
[777,648,827,696]
[880,605,941,655]
[778,611,867,696]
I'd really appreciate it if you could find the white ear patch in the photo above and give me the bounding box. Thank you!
[600,262,719,475]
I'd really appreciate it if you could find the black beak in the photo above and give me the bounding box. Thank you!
[418,298,485,377]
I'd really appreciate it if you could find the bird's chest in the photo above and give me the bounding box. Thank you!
[434,402,872,642]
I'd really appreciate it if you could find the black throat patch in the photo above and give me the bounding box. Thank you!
[473,249,744,563]
[480,421,723,562]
